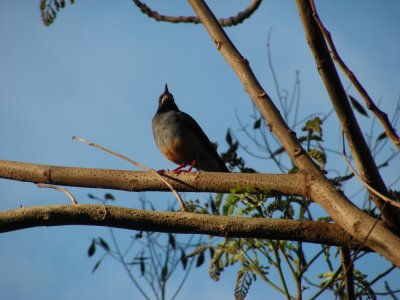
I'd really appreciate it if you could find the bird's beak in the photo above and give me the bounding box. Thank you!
[164,84,169,94]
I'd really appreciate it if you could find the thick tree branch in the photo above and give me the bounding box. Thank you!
[310,0,400,151]
[0,204,363,249]
[133,0,262,27]
[295,0,400,229]
[186,0,400,266]
[0,160,307,195]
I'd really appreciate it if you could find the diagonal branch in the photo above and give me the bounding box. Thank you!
[186,0,400,267]
[133,0,262,27]
[0,204,364,249]
[295,0,400,229]
[309,0,400,151]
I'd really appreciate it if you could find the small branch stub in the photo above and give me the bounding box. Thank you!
[37,183,78,204]
[294,148,302,157]
[215,40,222,49]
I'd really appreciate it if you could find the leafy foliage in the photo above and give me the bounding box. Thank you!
[349,95,369,117]
[40,0,74,26]
[235,266,257,300]
[221,129,256,173]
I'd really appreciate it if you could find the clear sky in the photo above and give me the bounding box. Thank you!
[0,1,399,299]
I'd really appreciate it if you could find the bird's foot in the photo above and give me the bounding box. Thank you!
[172,160,197,174]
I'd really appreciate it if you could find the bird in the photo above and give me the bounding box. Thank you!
[152,84,228,173]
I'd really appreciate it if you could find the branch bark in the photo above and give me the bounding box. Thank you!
[0,159,306,195]
[295,0,400,229]
[186,0,400,267]
[309,0,400,151]
[133,0,262,27]
[0,204,363,249]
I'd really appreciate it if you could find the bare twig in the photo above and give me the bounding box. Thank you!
[133,0,262,27]
[340,248,355,300]
[367,265,396,290]
[72,136,186,211]
[37,183,78,204]
[341,135,400,209]
[309,0,400,150]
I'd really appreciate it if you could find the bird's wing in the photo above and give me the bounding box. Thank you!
[176,111,228,172]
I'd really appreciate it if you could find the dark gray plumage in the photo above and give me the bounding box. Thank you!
[152,84,228,172]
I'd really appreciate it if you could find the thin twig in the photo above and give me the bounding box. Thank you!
[72,136,186,211]
[341,136,400,209]
[309,0,400,150]
[37,183,78,204]
[108,227,151,300]
[335,134,389,291]
[133,0,262,27]
[340,248,355,300]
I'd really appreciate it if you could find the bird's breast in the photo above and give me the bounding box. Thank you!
[152,112,195,165]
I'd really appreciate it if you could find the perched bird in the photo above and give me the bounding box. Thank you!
[152,84,228,173]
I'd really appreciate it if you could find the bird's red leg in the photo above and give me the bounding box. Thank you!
[172,160,197,174]
[172,163,186,173]
[186,160,197,172]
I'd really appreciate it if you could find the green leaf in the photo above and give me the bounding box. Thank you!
[140,259,145,276]
[308,149,326,168]
[222,203,230,216]
[214,193,223,211]
[209,198,217,214]
[180,249,188,270]
[227,205,235,216]
[245,183,252,193]
[302,117,323,134]
[231,141,239,152]
[104,193,115,201]
[186,245,206,258]
[253,118,262,129]
[161,264,168,282]
[54,1,60,11]
[209,247,215,260]
[99,238,110,252]
[196,251,205,267]
[88,239,96,257]
[376,131,387,142]
[168,233,176,250]
[349,95,369,117]
[237,207,244,217]
[91,259,102,273]
[226,129,233,145]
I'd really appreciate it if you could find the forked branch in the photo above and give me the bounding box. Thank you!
[310,0,400,150]
[187,0,400,266]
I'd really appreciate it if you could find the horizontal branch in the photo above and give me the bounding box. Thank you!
[0,204,364,249]
[0,160,307,195]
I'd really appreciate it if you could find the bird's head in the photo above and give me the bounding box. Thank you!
[157,84,179,113]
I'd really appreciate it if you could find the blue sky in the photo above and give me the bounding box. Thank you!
[1,1,399,299]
